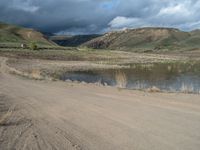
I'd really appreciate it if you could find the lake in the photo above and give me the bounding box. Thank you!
[60,62,200,94]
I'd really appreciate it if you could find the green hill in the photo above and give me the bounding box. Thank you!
[0,22,54,47]
[1,23,200,52]
[82,27,200,51]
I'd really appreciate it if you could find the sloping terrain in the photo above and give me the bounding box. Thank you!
[83,28,200,51]
[50,34,100,47]
[0,22,54,46]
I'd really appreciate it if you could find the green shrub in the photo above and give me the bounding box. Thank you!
[29,42,38,50]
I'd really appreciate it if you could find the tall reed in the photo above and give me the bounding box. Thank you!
[115,70,127,88]
[180,83,194,93]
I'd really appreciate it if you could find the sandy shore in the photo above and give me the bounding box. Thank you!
[0,57,200,150]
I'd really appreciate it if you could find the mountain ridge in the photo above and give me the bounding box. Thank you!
[82,27,200,51]
[1,22,200,51]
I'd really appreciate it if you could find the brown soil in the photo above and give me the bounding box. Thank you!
[0,57,200,150]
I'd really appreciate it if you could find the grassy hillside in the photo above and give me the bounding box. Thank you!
[0,22,54,47]
[50,34,100,47]
[82,27,200,51]
[1,22,200,52]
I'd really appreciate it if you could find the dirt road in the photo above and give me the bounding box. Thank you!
[0,57,200,150]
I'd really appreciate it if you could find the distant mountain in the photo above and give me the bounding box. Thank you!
[50,34,101,47]
[82,27,200,51]
[0,22,54,46]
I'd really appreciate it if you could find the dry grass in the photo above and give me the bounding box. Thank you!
[180,83,194,93]
[115,71,127,88]
[135,81,147,89]
[6,63,44,80]
[31,69,42,79]
[147,86,161,93]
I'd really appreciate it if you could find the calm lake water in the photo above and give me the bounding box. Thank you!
[60,62,200,94]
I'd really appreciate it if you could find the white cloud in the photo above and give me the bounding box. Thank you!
[108,16,148,29]
[1,0,200,33]
[178,21,200,30]
[108,1,200,31]
[11,0,39,13]
[158,4,191,16]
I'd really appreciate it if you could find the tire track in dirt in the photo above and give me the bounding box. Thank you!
[0,57,83,150]
[1,57,200,150]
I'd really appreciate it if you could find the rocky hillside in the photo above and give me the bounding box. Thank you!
[82,28,200,51]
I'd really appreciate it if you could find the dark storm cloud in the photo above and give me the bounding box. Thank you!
[0,0,200,34]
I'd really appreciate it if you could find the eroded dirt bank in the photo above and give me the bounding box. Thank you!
[0,57,200,150]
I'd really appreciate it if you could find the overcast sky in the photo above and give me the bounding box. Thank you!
[0,0,200,34]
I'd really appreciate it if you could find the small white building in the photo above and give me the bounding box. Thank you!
[21,43,27,49]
